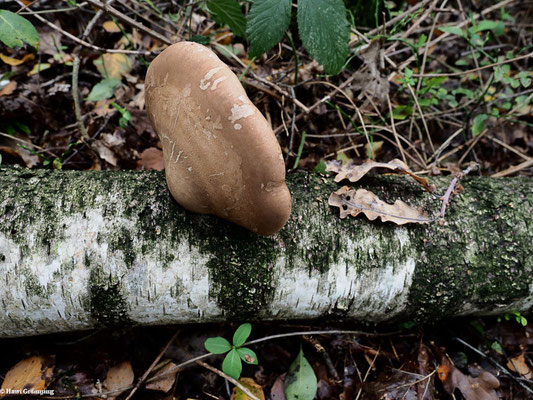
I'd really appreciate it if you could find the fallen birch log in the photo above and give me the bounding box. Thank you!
[0,167,531,337]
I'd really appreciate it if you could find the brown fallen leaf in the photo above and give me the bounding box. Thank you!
[0,53,34,66]
[146,361,178,393]
[0,356,55,398]
[138,147,165,171]
[326,158,435,192]
[270,375,286,400]
[507,353,532,379]
[94,139,118,166]
[438,358,499,400]
[94,53,133,80]
[231,378,265,400]
[0,133,40,168]
[103,20,122,33]
[328,186,431,225]
[105,361,134,399]
[0,81,17,96]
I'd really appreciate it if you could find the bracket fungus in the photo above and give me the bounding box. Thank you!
[145,42,291,235]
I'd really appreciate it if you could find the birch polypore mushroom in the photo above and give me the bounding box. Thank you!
[145,42,291,235]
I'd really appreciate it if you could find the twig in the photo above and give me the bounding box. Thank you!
[124,329,179,400]
[393,0,517,74]
[70,0,114,143]
[492,159,533,178]
[407,82,435,154]
[386,94,408,165]
[304,336,340,381]
[85,0,173,45]
[19,2,88,14]
[490,137,532,162]
[195,360,261,400]
[440,162,478,219]
[457,128,488,166]
[0,132,56,157]
[350,0,433,47]
[355,347,380,400]
[413,52,533,78]
[454,337,533,395]
[15,2,152,55]
[212,43,309,113]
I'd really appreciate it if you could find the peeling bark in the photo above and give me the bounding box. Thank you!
[0,167,531,337]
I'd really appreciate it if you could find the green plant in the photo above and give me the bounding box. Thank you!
[285,345,317,400]
[0,10,40,50]
[111,102,131,128]
[204,323,258,380]
[498,311,528,327]
[207,0,350,74]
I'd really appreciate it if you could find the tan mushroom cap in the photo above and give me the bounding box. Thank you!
[145,41,291,235]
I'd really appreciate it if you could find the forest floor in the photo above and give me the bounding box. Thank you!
[0,0,532,398]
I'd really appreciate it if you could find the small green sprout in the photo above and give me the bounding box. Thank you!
[204,323,258,380]
[498,311,528,327]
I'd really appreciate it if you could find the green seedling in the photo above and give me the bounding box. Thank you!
[498,311,528,327]
[111,102,131,128]
[204,323,258,380]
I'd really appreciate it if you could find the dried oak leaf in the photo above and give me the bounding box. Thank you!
[0,355,55,398]
[326,159,434,192]
[328,186,430,225]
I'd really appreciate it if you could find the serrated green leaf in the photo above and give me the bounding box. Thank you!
[247,0,292,58]
[285,348,317,400]
[233,323,252,347]
[439,26,464,37]
[86,78,121,102]
[236,347,258,365]
[204,337,232,354]
[222,349,242,380]
[0,10,39,50]
[472,114,488,136]
[208,0,246,38]
[297,0,350,75]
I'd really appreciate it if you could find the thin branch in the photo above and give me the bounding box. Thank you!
[124,329,180,400]
[15,2,153,55]
[413,52,533,78]
[195,360,261,400]
[454,337,533,396]
[85,0,173,45]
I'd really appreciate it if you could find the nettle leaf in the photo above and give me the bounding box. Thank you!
[208,0,246,38]
[0,10,39,50]
[204,337,232,354]
[297,0,350,75]
[222,349,242,380]
[233,323,252,347]
[247,0,292,58]
[86,78,121,102]
[285,347,317,400]
[236,347,258,365]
